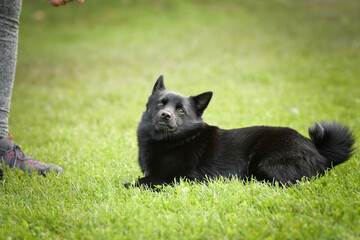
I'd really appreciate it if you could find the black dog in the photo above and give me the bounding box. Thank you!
[125,76,355,188]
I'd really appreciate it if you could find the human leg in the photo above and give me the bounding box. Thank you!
[0,0,22,137]
[0,0,63,177]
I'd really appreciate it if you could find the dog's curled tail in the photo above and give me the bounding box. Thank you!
[308,121,355,167]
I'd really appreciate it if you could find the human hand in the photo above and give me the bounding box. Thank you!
[48,0,85,7]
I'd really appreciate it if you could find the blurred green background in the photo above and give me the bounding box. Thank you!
[1,0,359,239]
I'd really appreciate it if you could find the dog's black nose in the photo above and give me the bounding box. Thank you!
[161,111,172,120]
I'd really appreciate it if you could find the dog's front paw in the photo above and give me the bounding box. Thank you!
[124,182,134,189]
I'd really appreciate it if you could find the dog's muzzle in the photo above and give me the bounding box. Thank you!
[154,110,177,132]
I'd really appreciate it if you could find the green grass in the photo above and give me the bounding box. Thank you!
[1,0,360,239]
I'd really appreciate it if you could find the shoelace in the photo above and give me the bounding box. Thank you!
[7,134,26,168]
[11,144,26,168]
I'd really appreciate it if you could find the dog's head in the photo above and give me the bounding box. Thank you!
[139,75,212,139]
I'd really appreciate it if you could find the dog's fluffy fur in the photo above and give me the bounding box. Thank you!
[125,76,355,188]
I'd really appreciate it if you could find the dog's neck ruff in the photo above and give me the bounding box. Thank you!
[169,131,202,146]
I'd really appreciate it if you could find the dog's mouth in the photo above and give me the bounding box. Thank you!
[155,121,177,132]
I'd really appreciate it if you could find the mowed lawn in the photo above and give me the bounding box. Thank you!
[1,0,360,239]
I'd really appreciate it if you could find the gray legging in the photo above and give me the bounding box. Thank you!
[0,0,22,138]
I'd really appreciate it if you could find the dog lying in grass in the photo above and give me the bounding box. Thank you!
[125,76,355,189]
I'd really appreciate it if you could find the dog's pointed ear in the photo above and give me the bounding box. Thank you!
[152,75,166,94]
[191,91,213,117]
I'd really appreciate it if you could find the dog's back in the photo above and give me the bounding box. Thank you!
[183,124,354,185]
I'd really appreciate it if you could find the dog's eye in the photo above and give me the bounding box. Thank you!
[157,102,164,107]
[177,108,185,114]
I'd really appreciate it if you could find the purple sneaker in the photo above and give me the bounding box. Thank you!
[0,134,63,177]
